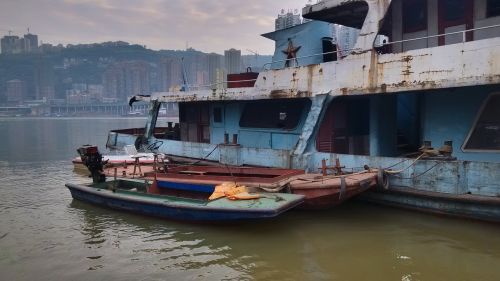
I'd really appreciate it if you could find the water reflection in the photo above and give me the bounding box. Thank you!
[67,196,500,281]
[69,199,253,279]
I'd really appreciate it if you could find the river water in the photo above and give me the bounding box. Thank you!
[0,118,499,281]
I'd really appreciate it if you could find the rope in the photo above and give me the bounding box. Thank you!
[191,144,220,165]
[166,144,220,168]
[384,153,426,174]
[389,162,442,180]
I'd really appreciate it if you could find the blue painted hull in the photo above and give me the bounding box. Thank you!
[65,183,303,222]
[359,187,500,223]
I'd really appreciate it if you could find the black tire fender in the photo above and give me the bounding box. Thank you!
[377,169,389,190]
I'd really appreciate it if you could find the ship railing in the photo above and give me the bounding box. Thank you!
[383,23,500,48]
[262,50,341,70]
[262,23,500,70]
[182,79,259,91]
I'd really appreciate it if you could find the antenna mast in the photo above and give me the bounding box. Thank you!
[246,49,260,67]
[180,57,189,91]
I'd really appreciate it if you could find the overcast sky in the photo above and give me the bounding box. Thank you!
[0,0,309,55]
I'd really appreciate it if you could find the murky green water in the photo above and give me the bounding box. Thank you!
[0,118,499,281]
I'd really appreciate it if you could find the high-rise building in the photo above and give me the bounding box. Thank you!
[1,35,22,54]
[6,79,26,104]
[169,59,183,91]
[23,33,38,53]
[88,84,104,100]
[183,48,209,88]
[103,61,151,100]
[159,57,185,92]
[159,58,172,92]
[275,9,302,30]
[34,58,55,100]
[224,48,241,75]
[207,53,223,89]
[0,33,38,54]
[126,61,150,97]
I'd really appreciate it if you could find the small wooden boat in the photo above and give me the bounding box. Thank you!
[288,172,379,209]
[66,180,304,222]
[142,166,380,210]
[67,146,304,222]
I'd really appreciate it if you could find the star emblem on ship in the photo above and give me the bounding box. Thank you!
[282,38,301,68]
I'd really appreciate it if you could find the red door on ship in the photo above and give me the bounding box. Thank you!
[438,0,474,45]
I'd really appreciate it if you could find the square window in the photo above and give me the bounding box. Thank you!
[463,94,500,151]
[442,0,466,22]
[487,0,500,18]
[403,0,427,33]
[213,107,222,123]
[239,99,311,130]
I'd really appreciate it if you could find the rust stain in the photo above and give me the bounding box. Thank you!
[401,55,414,79]
[368,51,379,92]
[380,83,387,92]
[379,54,429,64]
[402,55,413,63]
[307,66,314,94]
[419,70,453,75]
[270,90,293,98]
[377,60,385,86]
[402,69,414,76]
[417,80,438,88]
[297,91,312,97]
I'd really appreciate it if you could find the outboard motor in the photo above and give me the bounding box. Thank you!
[77,145,108,183]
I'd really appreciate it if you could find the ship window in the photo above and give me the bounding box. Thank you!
[487,0,500,18]
[322,37,337,62]
[403,0,427,33]
[239,99,311,130]
[179,102,210,143]
[213,107,222,123]
[316,97,370,155]
[463,93,500,151]
[442,0,466,22]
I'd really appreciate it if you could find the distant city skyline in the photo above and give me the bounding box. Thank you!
[0,0,308,55]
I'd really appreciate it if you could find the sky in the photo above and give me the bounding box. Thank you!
[0,0,309,55]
